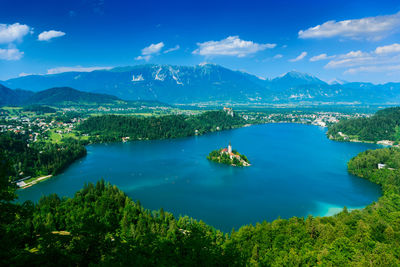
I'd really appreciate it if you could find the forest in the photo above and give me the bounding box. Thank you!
[1,146,400,265]
[2,110,244,183]
[77,110,246,142]
[327,107,400,142]
[0,133,86,182]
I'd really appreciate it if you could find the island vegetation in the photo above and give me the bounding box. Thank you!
[328,107,400,143]
[207,145,250,167]
[2,146,400,265]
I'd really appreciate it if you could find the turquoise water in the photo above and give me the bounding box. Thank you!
[17,123,381,232]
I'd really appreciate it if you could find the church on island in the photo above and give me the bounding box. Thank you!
[221,142,241,160]
[207,142,251,167]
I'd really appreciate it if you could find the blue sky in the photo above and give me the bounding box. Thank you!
[1,0,400,83]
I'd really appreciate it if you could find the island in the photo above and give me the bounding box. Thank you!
[207,142,251,167]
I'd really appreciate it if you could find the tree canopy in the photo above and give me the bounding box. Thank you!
[1,147,400,265]
[328,107,400,142]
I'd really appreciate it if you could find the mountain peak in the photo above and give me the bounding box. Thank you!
[279,70,316,79]
[273,70,326,86]
[328,78,348,85]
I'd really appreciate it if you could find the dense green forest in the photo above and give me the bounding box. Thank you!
[327,107,400,142]
[77,110,246,142]
[1,111,244,183]
[0,133,86,181]
[2,146,400,265]
[23,105,57,114]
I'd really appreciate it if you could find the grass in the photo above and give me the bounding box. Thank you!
[45,129,89,144]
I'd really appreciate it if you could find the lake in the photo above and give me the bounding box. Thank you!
[17,123,381,232]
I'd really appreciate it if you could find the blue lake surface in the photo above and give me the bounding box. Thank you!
[17,123,382,232]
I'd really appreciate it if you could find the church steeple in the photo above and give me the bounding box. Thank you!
[228,142,232,154]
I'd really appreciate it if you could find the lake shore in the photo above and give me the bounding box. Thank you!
[16,123,381,232]
[17,175,53,189]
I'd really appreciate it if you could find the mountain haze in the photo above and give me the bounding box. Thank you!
[0,84,34,106]
[2,64,400,105]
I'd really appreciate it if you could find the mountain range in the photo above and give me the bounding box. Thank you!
[2,64,400,105]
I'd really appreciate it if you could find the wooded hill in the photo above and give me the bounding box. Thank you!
[328,107,400,142]
[2,147,400,265]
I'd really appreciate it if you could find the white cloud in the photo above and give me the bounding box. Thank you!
[345,65,400,74]
[325,50,375,69]
[134,55,151,61]
[375,43,400,54]
[324,44,400,75]
[141,42,164,55]
[298,11,400,40]
[289,51,307,62]
[309,53,335,62]
[193,36,276,57]
[46,66,112,74]
[38,30,66,41]
[0,23,30,44]
[163,45,180,54]
[19,72,34,77]
[0,47,24,60]
[135,42,164,61]
[273,54,283,59]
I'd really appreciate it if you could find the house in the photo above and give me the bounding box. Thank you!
[378,163,386,169]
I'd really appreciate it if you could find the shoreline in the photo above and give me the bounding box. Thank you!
[16,122,387,233]
[17,175,53,189]
[18,121,389,191]
[328,135,398,147]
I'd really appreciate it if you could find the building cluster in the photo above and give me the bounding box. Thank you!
[223,107,234,117]
[240,111,369,127]
[62,105,171,114]
[0,113,82,143]
[220,143,250,166]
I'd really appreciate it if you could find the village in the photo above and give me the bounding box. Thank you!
[0,106,373,146]
[0,111,84,144]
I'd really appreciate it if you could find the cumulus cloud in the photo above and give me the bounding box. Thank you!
[193,36,276,57]
[325,50,375,69]
[289,51,307,62]
[0,23,30,44]
[323,44,400,75]
[375,43,400,54]
[135,42,164,61]
[299,11,400,40]
[345,65,400,74]
[18,72,34,77]
[141,42,164,55]
[38,30,66,41]
[309,53,335,62]
[273,54,283,59]
[134,55,151,61]
[46,66,112,74]
[0,47,24,60]
[163,45,180,54]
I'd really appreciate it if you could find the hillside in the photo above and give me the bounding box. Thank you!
[3,147,400,265]
[3,64,400,105]
[0,84,34,106]
[77,110,246,142]
[25,87,123,106]
[327,107,400,142]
